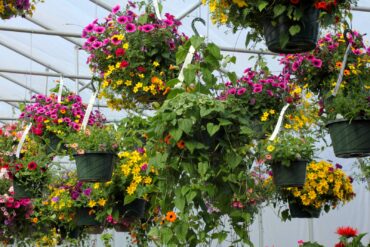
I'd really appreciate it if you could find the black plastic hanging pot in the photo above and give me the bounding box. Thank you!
[75,207,100,226]
[326,119,370,158]
[271,160,308,187]
[263,4,319,54]
[74,152,115,182]
[289,200,321,218]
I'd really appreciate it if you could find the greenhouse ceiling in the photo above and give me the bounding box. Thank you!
[0,0,369,123]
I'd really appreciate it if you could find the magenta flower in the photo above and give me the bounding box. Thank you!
[92,41,103,49]
[311,59,322,68]
[125,23,137,33]
[117,15,128,24]
[227,88,236,95]
[87,36,97,43]
[112,4,120,14]
[164,19,174,26]
[84,23,95,33]
[111,36,122,45]
[292,61,300,71]
[237,88,246,96]
[140,24,155,33]
[83,188,92,196]
[94,26,106,34]
[252,86,263,93]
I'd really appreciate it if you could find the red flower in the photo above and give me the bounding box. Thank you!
[27,162,38,171]
[334,242,345,247]
[315,1,328,10]
[137,66,146,73]
[15,163,23,171]
[120,60,129,68]
[336,226,358,238]
[32,127,43,136]
[290,0,300,4]
[115,48,126,57]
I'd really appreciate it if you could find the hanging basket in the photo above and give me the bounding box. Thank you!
[13,179,42,199]
[263,4,319,54]
[74,152,115,182]
[271,160,308,187]
[121,199,146,219]
[289,201,321,218]
[85,225,104,235]
[75,207,100,226]
[326,119,370,158]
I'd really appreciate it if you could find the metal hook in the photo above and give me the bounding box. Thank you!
[191,17,206,36]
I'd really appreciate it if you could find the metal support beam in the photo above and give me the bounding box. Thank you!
[0,116,118,122]
[352,6,370,12]
[0,39,92,89]
[0,26,81,38]
[0,68,92,80]
[25,17,83,47]
[0,98,109,108]
[0,73,43,94]
[218,46,275,55]
[177,1,202,20]
[89,0,111,11]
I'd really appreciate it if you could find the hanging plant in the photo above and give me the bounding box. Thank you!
[276,160,355,220]
[204,0,356,53]
[281,30,370,157]
[82,1,187,110]
[19,88,106,155]
[0,0,43,20]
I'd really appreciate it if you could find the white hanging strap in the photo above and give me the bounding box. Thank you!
[269,104,290,141]
[57,75,64,103]
[177,45,196,84]
[153,0,162,20]
[16,123,32,158]
[332,43,351,97]
[81,91,98,131]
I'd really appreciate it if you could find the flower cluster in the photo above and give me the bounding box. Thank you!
[19,92,106,138]
[222,68,300,135]
[118,149,154,196]
[0,0,41,20]
[285,160,355,209]
[0,123,23,159]
[280,31,370,120]
[82,2,187,110]
[0,166,33,228]
[204,0,354,45]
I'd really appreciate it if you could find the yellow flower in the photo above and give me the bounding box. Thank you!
[93,183,100,189]
[98,198,106,207]
[144,176,152,184]
[266,145,275,152]
[269,109,276,115]
[122,42,129,49]
[153,61,160,67]
[284,124,292,129]
[88,200,97,208]
[260,116,268,122]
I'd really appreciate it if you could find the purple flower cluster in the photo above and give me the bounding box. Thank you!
[19,93,106,136]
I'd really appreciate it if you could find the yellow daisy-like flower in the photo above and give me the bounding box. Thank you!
[88,200,97,208]
[266,145,275,152]
[98,198,106,207]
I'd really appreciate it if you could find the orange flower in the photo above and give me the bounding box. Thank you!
[335,61,342,68]
[343,69,350,76]
[176,140,185,149]
[164,134,171,145]
[162,87,171,95]
[32,217,38,224]
[165,211,177,223]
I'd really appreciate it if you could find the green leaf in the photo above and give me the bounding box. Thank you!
[169,128,183,142]
[174,196,185,212]
[190,36,205,50]
[176,43,190,65]
[206,123,220,137]
[124,195,136,205]
[166,88,185,100]
[178,119,193,134]
[160,228,173,245]
[186,191,197,202]
[138,14,148,24]
[289,25,301,36]
[227,72,238,84]
[198,162,209,177]
[166,78,180,87]
[206,43,222,60]
[183,67,196,85]
[273,4,286,17]
[174,222,189,243]
[217,118,232,126]
[279,33,289,49]
[225,152,243,169]
[258,1,268,11]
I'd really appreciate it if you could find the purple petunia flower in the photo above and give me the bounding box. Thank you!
[52,197,59,202]
[94,26,106,34]
[83,188,92,196]
[71,191,80,200]
[227,88,236,95]
[237,88,246,96]
[84,24,95,33]
[92,41,103,49]
[311,59,322,68]
[112,4,120,14]
[335,163,343,169]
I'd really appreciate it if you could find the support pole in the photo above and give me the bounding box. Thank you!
[75,46,80,94]
[89,0,112,11]
[177,1,202,20]
[0,68,91,80]
[258,210,264,247]
[0,73,43,94]
[308,219,314,242]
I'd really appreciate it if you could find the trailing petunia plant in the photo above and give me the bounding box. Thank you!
[82,1,187,110]
[280,30,370,121]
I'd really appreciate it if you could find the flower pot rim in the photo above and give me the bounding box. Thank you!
[326,118,369,127]
[270,159,310,166]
